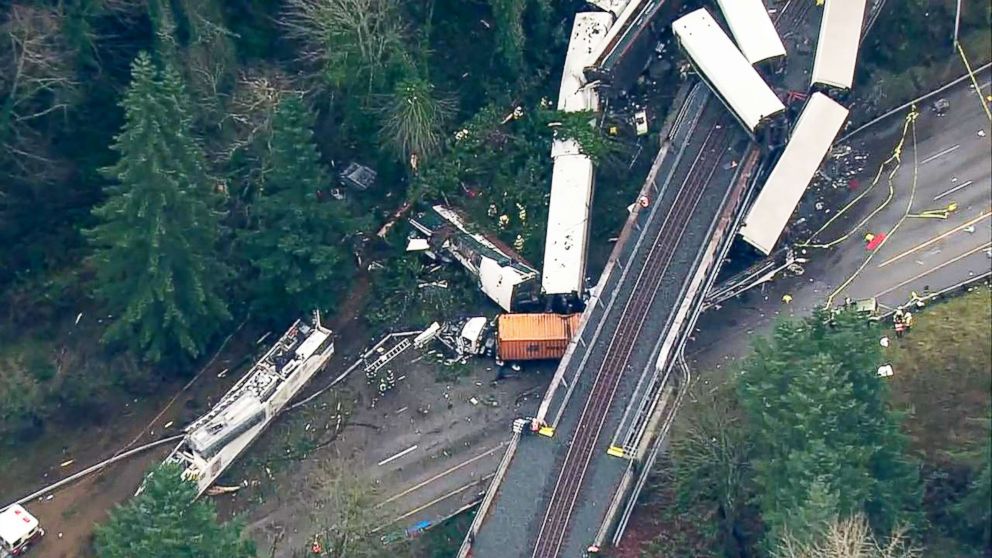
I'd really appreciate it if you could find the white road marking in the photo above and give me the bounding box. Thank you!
[378,444,419,466]
[933,179,975,201]
[377,443,505,507]
[872,242,992,298]
[877,211,991,268]
[920,144,960,165]
[382,474,494,528]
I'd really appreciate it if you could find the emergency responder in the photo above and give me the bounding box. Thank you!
[893,310,906,338]
[903,311,913,332]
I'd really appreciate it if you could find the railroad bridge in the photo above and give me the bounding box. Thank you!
[456,0,879,554]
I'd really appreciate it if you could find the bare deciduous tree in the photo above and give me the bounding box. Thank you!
[775,515,921,558]
[0,4,78,183]
[219,69,297,164]
[280,0,409,95]
[305,460,398,558]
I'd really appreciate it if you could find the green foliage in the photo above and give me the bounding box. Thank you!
[487,0,527,68]
[737,310,921,547]
[0,360,43,440]
[414,102,558,263]
[890,287,991,460]
[148,0,239,130]
[552,109,617,163]
[949,430,991,551]
[669,381,759,556]
[280,0,410,95]
[407,511,474,557]
[94,462,256,558]
[378,77,457,163]
[366,252,490,329]
[366,255,423,328]
[864,0,991,75]
[86,53,231,364]
[241,94,358,321]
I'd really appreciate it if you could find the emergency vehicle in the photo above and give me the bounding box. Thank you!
[0,505,44,557]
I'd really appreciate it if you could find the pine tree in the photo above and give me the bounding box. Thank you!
[86,52,230,364]
[94,463,255,558]
[242,94,355,320]
[737,310,921,546]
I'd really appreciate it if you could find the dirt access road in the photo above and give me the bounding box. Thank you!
[0,322,264,558]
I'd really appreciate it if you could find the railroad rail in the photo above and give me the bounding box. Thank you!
[531,122,732,557]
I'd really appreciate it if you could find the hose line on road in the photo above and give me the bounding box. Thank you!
[958,43,992,122]
[826,107,921,307]
[798,106,918,250]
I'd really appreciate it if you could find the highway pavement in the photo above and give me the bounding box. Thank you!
[688,69,991,373]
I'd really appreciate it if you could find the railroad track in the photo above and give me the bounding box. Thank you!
[530,116,733,558]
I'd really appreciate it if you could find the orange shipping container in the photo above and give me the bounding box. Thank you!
[496,313,582,362]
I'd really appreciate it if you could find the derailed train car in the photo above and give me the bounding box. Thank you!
[672,8,786,138]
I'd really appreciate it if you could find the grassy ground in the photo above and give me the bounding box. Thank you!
[853,28,992,124]
[887,286,991,557]
[889,285,992,462]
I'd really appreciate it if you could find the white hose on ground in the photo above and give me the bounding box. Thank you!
[2,434,183,511]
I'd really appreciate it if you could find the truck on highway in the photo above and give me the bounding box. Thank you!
[0,505,44,557]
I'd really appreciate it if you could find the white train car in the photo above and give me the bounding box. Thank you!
[556,12,614,113]
[673,8,785,134]
[811,0,868,91]
[542,12,613,301]
[715,0,786,64]
[543,146,597,299]
[587,0,631,17]
[160,315,334,497]
[739,92,849,255]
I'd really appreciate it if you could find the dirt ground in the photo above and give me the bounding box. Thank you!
[1,309,550,558]
[214,341,550,557]
[0,323,263,558]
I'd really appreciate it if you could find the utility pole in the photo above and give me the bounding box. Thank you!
[953,0,962,50]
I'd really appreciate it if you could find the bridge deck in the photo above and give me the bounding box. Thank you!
[468,89,752,557]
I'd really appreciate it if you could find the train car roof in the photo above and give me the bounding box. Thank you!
[542,151,595,296]
[673,8,785,132]
[715,0,786,64]
[558,12,614,113]
[740,92,849,255]
[811,0,868,90]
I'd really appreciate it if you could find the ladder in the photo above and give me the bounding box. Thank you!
[363,339,412,377]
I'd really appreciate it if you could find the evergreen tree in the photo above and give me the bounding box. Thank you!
[94,463,255,558]
[487,0,526,68]
[950,426,991,550]
[86,52,230,364]
[242,94,354,320]
[737,310,921,546]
